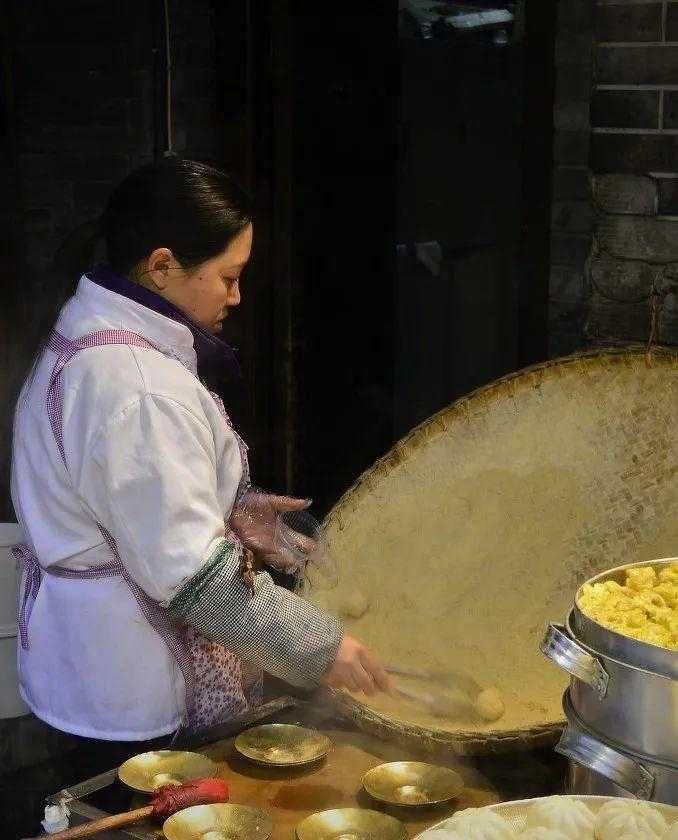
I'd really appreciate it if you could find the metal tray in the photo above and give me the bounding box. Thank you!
[414,795,678,837]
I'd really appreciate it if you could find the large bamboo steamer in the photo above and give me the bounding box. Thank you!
[311,347,678,756]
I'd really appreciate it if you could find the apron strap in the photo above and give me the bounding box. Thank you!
[18,328,255,726]
[11,543,120,650]
[12,544,42,651]
[41,329,197,723]
[46,330,159,468]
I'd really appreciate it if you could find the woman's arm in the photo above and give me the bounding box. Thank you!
[166,537,341,687]
[82,391,387,691]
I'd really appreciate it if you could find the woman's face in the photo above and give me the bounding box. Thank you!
[144,222,253,333]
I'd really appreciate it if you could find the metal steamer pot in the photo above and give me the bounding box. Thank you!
[541,614,678,763]
[558,690,678,803]
[541,558,678,801]
[570,558,678,679]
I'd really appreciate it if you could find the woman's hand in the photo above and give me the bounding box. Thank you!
[229,490,315,572]
[322,635,392,696]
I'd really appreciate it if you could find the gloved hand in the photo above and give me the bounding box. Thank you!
[229,489,316,573]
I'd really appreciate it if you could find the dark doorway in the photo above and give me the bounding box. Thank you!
[394,2,555,438]
[0,1,556,518]
[255,1,556,507]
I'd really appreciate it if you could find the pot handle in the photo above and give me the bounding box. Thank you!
[540,623,609,699]
[556,722,655,800]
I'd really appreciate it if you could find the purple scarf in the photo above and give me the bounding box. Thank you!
[87,266,241,380]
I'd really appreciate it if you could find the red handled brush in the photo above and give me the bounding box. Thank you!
[22,777,229,840]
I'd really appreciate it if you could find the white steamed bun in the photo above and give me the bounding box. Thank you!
[525,797,594,840]
[445,807,516,840]
[594,800,667,840]
[519,830,570,840]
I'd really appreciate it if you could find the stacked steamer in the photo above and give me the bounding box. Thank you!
[308,347,678,757]
[543,558,678,803]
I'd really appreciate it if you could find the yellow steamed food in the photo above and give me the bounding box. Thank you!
[578,563,678,649]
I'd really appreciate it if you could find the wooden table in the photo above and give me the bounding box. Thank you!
[200,724,503,839]
[59,698,568,839]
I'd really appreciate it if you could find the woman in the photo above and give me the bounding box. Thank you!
[11,158,389,765]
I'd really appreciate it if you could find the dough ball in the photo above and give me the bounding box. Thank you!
[520,830,570,840]
[340,590,370,619]
[475,687,505,722]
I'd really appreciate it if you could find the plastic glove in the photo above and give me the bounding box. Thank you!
[229,489,316,573]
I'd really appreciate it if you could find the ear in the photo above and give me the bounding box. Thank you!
[146,247,174,290]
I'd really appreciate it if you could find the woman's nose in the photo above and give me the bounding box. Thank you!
[227,285,241,307]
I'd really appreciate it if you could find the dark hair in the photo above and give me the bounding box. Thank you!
[53,156,251,292]
[104,157,252,277]
[3,160,251,506]
[30,157,252,365]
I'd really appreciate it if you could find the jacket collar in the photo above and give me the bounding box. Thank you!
[82,266,241,380]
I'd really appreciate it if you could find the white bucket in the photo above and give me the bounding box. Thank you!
[0,633,28,718]
[0,522,30,718]
[0,522,22,632]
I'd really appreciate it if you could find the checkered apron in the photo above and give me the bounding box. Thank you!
[12,329,262,733]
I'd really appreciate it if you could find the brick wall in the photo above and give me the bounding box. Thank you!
[550,0,678,355]
[549,1,593,357]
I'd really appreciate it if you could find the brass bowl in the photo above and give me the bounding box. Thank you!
[295,808,407,840]
[118,750,217,793]
[163,804,273,840]
[235,724,331,767]
[362,761,463,807]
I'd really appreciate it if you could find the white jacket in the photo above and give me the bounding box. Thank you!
[11,276,250,739]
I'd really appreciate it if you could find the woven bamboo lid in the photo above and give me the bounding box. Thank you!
[311,347,678,755]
